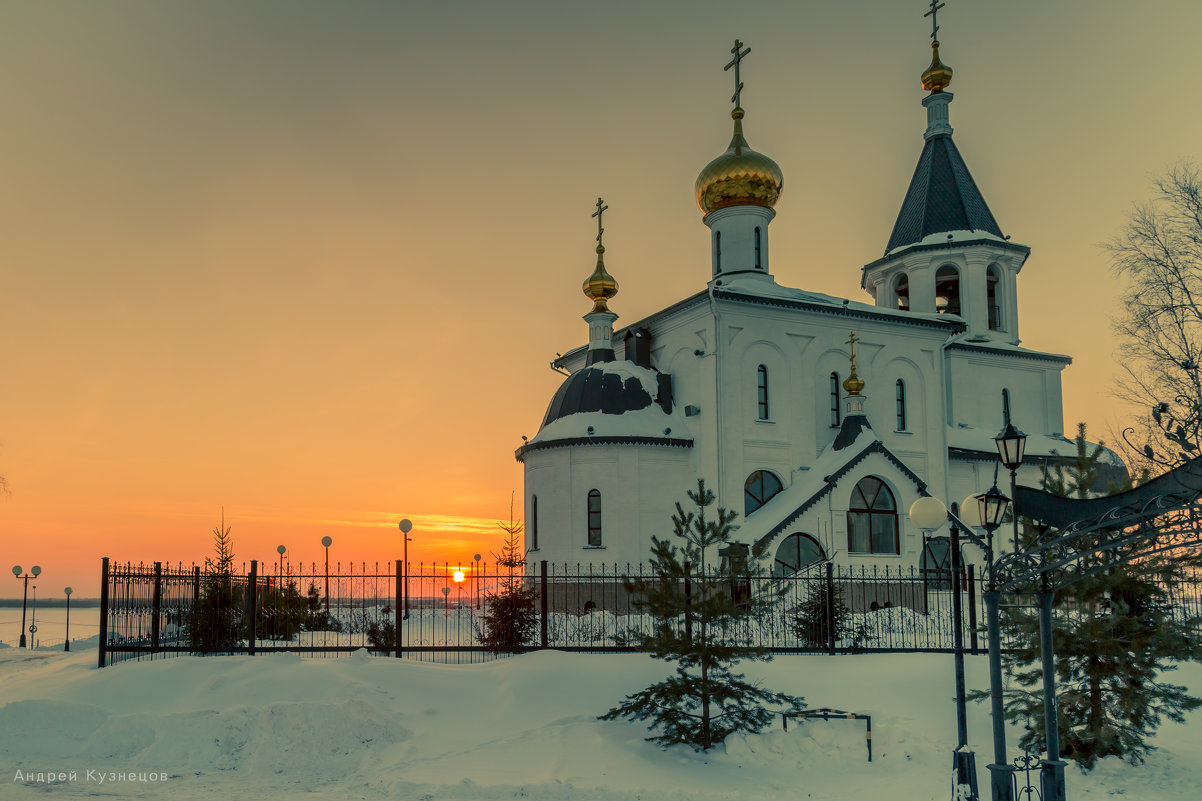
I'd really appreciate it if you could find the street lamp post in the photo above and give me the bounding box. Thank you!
[473,554,482,610]
[399,520,413,619]
[277,545,287,580]
[975,481,1015,801]
[995,422,1028,554]
[64,587,73,652]
[30,583,38,648]
[909,496,977,801]
[11,565,41,648]
[321,536,333,617]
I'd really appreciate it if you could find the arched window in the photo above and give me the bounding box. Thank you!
[744,470,783,516]
[754,227,762,269]
[920,537,965,591]
[756,364,769,420]
[772,533,826,578]
[847,476,899,554]
[587,489,602,547]
[987,266,1002,330]
[895,274,910,311]
[935,266,961,315]
[1002,388,1011,426]
[531,495,539,550]
[830,372,842,427]
[895,379,907,431]
[714,231,722,272]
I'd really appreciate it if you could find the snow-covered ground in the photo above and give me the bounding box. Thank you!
[1,648,1199,800]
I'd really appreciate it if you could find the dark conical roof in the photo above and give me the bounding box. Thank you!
[885,133,1003,254]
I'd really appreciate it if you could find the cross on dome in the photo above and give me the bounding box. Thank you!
[724,39,751,110]
[592,197,609,247]
[924,0,945,44]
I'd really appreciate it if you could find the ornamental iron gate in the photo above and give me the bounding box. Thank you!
[983,458,1202,801]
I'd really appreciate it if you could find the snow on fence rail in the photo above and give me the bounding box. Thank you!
[95,557,1202,667]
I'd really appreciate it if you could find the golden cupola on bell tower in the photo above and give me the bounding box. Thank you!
[696,40,783,282]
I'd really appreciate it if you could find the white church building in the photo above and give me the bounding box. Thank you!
[515,36,1106,577]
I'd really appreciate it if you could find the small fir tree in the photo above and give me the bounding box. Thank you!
[792,579,851,649]
[601,479,805,750]
[477,497,539,653]
[186,509,244,652]
[977,424,1202,767]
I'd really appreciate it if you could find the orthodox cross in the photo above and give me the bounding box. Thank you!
[592,197,608,246]
[724,39,751,108]
[924,0,945,42]
[846,331,860,366]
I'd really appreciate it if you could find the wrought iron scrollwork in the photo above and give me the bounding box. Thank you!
[1012,751,1043,801]
[997,457,1202,593]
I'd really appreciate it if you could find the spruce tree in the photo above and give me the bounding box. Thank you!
[187,509,244,652]
[984,424,1202,767]
[477,498,539,653]
[601,479,805,750]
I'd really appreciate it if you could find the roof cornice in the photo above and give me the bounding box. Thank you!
[711,289,965,333]
[862,237,1031,273]
[946,341,1072,365]
[515,435,693,462]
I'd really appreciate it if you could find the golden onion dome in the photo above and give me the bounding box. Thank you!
[695,108,784,216]
[842,370,865,397]
[582,245,618,313]
[921,40,953,93]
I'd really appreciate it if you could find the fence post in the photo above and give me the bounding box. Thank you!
[151,562,163,652]
[540,560,549,648]
[825,562,837,655]
[967,565,979,655]
[247,560,258,656]
[684,561,693,645]
[395,559,403,658]
[98,557,110,669]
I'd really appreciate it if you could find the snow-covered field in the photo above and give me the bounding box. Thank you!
[1,648,1200,800]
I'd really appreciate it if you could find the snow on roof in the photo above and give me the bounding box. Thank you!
[946,425,1125,467]
[734,419,883,546]
[530,361,684,446]
[714,275,954,328]
[885,228,1008,258]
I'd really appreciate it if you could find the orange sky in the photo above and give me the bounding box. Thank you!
[3,1,1201,594]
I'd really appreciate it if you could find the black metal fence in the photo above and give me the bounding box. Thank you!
[97,556,1202,667]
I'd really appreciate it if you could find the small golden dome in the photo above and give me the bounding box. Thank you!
[695,109,784,215]
[582,245,618,313]
[843,371,865,397]
[921,40,953,93]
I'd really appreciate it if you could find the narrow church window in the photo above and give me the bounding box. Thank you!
[1002,388,1011,425]
[772,533,825,578]
[756,364,769,420]
[847,476,899,555]
[830,372,841,427]
[895,274,910,311]
[744,470,783,516]
[531,495,538,550]
[587,489,602,547]
[895,379,907,431]
[987,266,1001,330]
[754,227,762,269]
[935,266,961,315]
[715,231,722,272]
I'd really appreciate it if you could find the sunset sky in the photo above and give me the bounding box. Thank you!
[3,0,1201,593]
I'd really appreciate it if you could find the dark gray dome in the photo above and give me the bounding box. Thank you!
[541,364,672,429]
